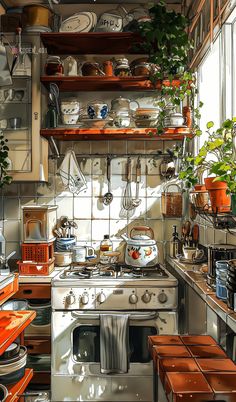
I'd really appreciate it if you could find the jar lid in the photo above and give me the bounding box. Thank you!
[46,56,61,62]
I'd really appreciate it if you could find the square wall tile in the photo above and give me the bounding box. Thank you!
[91,141,108,154]
[36,175,55,197]
[109,219,128,240]
[73,141,91,154]
[76,157,92,175]
[226,232,236,245]
[111,157,127,176]
[110,175,126,198]
[74,220,91,241]
[4,220,20,242]
[205,226,215,245]
[199,224,206,245]
[92,158,106,175]
[110,198,129,220]
[4,198,20,220]
[92,175,107,198]
[3,183,19,197]
[37,197,55,205]
[74,197,92,219]
[145,141,163,154]
[146,175,163,197]
[56,197,73,220]
[108,141,127,154]
[127,140,145,154]
[20,183,36,197]
[146,156,163,175]
[6,242,21,259]
[146,198,162,219]
[214,230,227,244]
[92,197,110,219]
[92,219,109,241]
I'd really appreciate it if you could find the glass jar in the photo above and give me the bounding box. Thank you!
[114,58,131,77]
[100,234,113,264]
[45,56,64,76]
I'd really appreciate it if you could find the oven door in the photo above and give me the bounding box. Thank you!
[51,310,177,402]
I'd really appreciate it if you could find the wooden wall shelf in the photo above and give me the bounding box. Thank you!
[41,32,143,55]
[40,127,192,141]
[6,368,33,402]
[0,311,36,355]
[41,76,181,92]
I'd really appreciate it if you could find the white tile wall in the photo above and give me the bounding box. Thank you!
[3,139,233,262]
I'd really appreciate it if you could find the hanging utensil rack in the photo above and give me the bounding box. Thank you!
[50,151,172,159]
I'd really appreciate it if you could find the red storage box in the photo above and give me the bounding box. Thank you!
[17,259,55,276]
[21,242,54,263]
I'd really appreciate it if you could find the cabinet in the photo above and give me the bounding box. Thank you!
[40,32,193,142]
[1,34,48,181]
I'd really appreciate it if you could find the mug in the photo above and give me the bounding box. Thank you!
[8,117,22,129]
[13,90,25,101]
[87,102,109,119]
[183,246,204,261]
[72,245,96,262]
[169,113,186,127]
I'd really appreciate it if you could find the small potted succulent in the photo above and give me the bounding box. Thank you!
[0,131,12,189]
[178,118,236,213]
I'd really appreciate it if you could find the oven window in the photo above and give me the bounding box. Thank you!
[129,326,157,363]
[73,325,157,363]
[73,326,100,362]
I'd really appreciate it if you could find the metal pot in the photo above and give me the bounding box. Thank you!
[121,226,158,267]
[207,244,236,287]
[0,385,8,402]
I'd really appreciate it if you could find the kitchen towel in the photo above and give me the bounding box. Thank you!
[100,313,129,374]
[57,149,87,194]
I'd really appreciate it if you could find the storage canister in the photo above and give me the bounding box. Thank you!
[215,260,228,301]
[161,183,183,217]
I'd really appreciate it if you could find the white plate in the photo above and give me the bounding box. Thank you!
[60,12,97,33]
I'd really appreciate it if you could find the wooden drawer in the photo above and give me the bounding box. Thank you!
[25,337,51,354]
[14,284,51,299]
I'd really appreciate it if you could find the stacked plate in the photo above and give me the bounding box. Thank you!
[25,25,52,33]
[0,344,27,384]
[28,300,51,326]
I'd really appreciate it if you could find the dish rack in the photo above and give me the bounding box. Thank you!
[21,242,54,263]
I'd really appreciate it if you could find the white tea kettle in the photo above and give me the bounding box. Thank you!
[121,226,158,267]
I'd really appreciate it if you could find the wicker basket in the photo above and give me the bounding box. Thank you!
[161,183,183,217]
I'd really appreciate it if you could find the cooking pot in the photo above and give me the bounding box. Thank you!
[0,385,8,402]
[23,5,52,28]
[121,226,158,267]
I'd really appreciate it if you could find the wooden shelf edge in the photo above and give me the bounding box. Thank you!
[6,368,33,402]
[0,311,36,356]
[0,274,19,307]
[40,127,193,141]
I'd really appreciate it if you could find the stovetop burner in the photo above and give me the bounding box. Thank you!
[59,263,168,280]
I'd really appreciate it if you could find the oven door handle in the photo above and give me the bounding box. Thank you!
[71,311,159,321]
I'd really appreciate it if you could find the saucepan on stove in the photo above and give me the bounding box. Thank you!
[121,226,158,268]
[0,385,8,402]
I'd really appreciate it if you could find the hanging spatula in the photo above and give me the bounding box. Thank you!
[192,224,199,248]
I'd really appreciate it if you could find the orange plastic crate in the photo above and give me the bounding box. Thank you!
[17,259,55,276]
[21,242,54,263]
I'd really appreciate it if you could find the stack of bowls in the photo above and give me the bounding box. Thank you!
[28,300,51,326]
[226,259,236,310]
[60,100,80,125]
[215,260,228,301]
[134,108,159,128]
[0,344,27,384]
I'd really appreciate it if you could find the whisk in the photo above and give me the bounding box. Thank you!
[122,157,134,211]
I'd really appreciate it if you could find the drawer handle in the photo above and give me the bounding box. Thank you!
[23,289,32,294]
[0,291,6,297]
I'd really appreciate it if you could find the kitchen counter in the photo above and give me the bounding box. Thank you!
[18,267,61,283]
[166,256,236,334]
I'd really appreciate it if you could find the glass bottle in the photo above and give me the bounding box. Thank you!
[100,234,113,264]
[169,225,181,258]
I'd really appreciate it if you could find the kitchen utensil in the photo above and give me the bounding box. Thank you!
[60,12,97,32]
[121,226,158,267]
[122,157,134,211]
[103,157,113,205]
[191,224,199,247]
[8,117,21,129]
[49,83,60,116]
[132,157,141,207]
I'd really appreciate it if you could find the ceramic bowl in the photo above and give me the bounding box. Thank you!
[134,108,159,120]
[60,101,80,115]
[54,251,72,266]
[61,114,79,125]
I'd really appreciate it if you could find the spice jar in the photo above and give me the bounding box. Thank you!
[114,58,131,77]
[45,56,64,76]
[81,62,104,76]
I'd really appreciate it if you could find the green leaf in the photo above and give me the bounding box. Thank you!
[206,121,214,129]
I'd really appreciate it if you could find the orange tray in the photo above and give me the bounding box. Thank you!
[17,259,55,276]
[6,369,33,402]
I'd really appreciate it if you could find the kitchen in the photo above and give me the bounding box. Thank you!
[0,0,236,401]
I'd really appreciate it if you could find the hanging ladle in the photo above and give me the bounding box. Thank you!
[103,156,113,205]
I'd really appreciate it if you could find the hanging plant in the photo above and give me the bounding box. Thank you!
[0,131,12,188]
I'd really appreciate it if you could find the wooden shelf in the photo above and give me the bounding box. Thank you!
[6,369,33,402]
[40,76,181,92]
[0,311,36,356]
[40,127,192,141]
[0,274,18,306]
[41,32,143,55]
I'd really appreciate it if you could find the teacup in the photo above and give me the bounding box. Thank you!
[87,102,109,120]
[169,112,186,127]
[8,117,22,129]
[14,90,25,101]
[183,246,204,261]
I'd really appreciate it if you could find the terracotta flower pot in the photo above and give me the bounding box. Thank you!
[204,177,230,212]
[191,184,209,209]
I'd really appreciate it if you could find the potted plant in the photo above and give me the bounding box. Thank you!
[0,131,12,189]
[178,118,236,213]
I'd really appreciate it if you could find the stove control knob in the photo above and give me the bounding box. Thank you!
[65,294,75,306]
[142,291,152,304]
[129,293,138,304]
[81,293,89,305]
[158,292,168,304]
[97,292,106,304]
